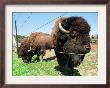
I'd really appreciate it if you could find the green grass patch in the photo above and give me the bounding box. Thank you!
[77,51,98,76]
[13,47,98,76]
[13,52,62,76]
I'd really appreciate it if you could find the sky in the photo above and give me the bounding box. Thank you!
[13,12,98,36]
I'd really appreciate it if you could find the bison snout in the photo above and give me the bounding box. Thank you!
[85,45,91,51]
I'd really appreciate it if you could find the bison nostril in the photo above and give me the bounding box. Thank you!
[85,45,91,50]
[86,46,91,50]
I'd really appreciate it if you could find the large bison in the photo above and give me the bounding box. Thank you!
[51,16,91,73]
[18,32,53,63]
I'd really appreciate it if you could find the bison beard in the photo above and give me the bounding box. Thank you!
[51,16,91,73]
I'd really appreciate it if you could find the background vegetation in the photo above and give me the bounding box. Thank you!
[14,35,25,43]
[90,34,98,43]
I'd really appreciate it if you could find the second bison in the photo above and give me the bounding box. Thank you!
[18,32,53,63]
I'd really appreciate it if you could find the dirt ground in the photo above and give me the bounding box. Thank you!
[91,43,98,52]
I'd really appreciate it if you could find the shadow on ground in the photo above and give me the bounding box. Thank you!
[32,56,56,63]
[43,56,56,62]
[54,66,81,76]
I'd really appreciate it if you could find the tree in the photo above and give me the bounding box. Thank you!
[13,35,25,43]
[90,34,98,43]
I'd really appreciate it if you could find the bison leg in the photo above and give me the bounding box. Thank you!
[34,50,41,62]
[68,57,74,73]
[56,53,74,75]
[28,55,32,63]
[39,50,46,62]
[62,54,74,74]
[22,56,29,63]
[39,55,43,62]
[55,51,66,71]
[36,55,40,62]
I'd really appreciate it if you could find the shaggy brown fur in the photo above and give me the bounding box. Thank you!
[18,32,53,63]
[29,32,53,50]
[51,16,91,74]
[51,17,66,48]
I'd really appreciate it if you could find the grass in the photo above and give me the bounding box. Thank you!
[13,51,61,76]
[77,51,98,76]
[12,44,98,76]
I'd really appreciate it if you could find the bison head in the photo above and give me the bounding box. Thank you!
[17,37,32,63]
[58,17,91,54]
[17,45,30,63]
[51,16,91,71]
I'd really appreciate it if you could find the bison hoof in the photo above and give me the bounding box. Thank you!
[23,61,29,63]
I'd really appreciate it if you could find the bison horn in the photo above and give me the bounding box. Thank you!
[59,23,69,33]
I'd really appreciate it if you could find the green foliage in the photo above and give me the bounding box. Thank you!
[91,34,98,39]
[90,34,98,43]
[13,52,61,76]
[14,35,25,43]
[77,51,98,76]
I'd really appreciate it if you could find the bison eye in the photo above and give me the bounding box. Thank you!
[70,32,77,39]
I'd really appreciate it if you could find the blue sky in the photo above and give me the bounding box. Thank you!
[13,12,98,36]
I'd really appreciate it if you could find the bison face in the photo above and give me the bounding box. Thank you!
[58,17,91,55]
[62,33,91,54]
[57,31,91,67]
[17,45,30,63]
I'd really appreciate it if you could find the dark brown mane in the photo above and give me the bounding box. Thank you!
[51,16,91,73]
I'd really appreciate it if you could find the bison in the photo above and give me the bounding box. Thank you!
[18,32,53,63]
[51,16,91,73]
